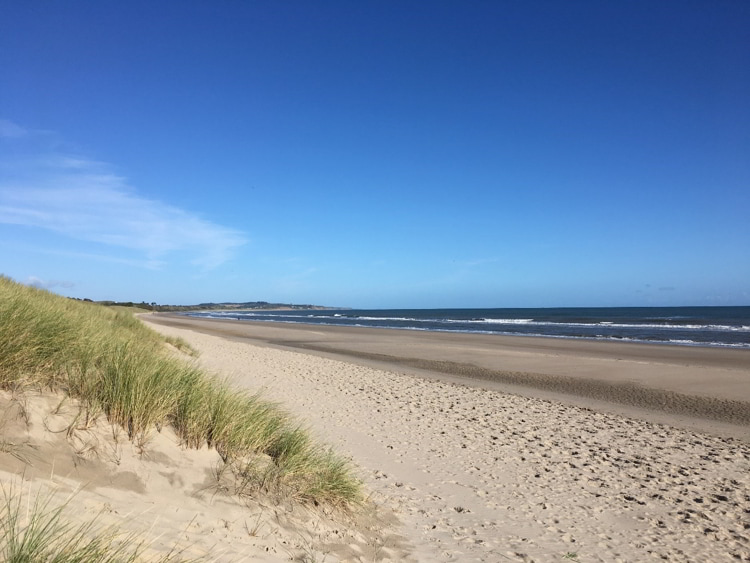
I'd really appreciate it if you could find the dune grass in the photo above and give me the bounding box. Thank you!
[0,275,361,507]
[0,484,187,562]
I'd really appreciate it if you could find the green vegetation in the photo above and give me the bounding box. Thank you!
[0,275,361,507]
[0,485,185,562]
[90,299,332,312]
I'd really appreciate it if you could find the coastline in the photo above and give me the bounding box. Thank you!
[185,306,750,349]
[141,314,750,561]
[146,313,750,439]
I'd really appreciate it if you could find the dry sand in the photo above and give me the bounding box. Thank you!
[0,389,404,562]
[145,315,750,436]
[2,313,749,561]
[140,315,750,562]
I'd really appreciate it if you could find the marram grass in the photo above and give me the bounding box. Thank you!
[0,275,361,507]
[0,484,187,562]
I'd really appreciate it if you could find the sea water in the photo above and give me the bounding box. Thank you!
[185,306,750,349]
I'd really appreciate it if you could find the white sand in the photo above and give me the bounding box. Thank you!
[144,320,750,562]
[3,317,749,562]
[1,389,391,562]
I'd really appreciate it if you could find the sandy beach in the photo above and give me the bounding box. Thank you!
[2,311,749,561]
[146,314,750,436]
[136,314,750,561]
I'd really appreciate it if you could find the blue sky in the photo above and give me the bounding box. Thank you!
[1,1,748,308]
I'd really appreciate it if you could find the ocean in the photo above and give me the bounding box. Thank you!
[185,306,750,349]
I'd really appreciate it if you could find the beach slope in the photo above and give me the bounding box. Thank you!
[143,314,750,562]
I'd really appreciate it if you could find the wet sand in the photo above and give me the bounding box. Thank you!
[4,314,748,562]
[141,314,750,562]
[146,313,750,438]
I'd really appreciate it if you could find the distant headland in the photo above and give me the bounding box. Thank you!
[72,298,338,312]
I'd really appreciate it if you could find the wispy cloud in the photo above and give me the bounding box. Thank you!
[0,120,247,269]
[0,119,30,139]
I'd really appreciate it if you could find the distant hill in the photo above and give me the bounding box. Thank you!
[82,299,336,312]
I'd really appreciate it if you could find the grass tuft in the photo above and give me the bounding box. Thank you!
[0,275,361,507]
[0,484,188,562]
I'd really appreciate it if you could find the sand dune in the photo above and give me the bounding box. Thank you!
[3,312,749,561]
[0,389,406,562]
